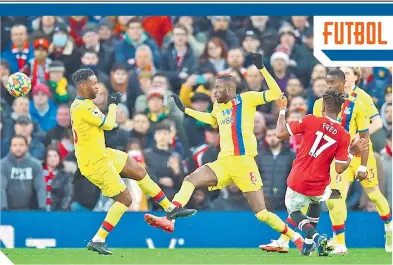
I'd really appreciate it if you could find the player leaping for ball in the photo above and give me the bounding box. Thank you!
[274,91,368,256]
[70,69,196,255]
[144,53,305,253]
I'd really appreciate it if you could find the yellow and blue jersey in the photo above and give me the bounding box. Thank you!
[349,86,379,120]
[211,91,271,158]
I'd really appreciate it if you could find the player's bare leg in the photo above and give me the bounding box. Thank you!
[244,189,304,253]
[88,189,132,255]
[144,165,218,232]
[120,156,196,232]
[364,186,392,252]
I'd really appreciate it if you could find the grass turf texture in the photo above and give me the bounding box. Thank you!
[2,248,391,264]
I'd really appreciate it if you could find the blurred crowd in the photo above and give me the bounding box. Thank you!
[0,16,391,213]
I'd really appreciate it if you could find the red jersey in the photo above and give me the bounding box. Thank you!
[286,115,351,196]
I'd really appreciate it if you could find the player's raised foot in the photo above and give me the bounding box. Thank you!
[326,237,336,251]
[301,241,316,256]
[87,241,112,255]
[144,214,174,233]
[385,230,392,253]
[292,233,305,253]
[316,235,329,257]
[258,240,289,253]
[330,245,348,255]
[166,207,197,220]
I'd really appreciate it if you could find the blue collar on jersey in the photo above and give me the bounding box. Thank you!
[76,96,85,100]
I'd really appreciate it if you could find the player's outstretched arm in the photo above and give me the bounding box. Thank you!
[101,92,122,130]
[275,95,290,140]
[171,94,217,126]
[251,53,281,103]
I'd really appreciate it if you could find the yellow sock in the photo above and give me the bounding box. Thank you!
[279,206,309,243]
[94,201,128,242]
[367,190,392,227]
[137,174,175,211]
[256,209,296,240]
[326,198,347,245]
[172,181,195,207]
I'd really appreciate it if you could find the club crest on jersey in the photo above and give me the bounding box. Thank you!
[233,97,241,106]
[336,174,342,183]
[344,107,351,115]
[92,108,100,116]
[250,172,257,184]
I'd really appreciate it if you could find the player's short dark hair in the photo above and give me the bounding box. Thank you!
[111,63,128,72]
[126,17,142,28]
[154,121,171,132]
[72,68,95,85]
[217,74,237,85]
[82,48,98,57]
[10,135,28,146]
[327,69,345,81]
[322,90,345,114]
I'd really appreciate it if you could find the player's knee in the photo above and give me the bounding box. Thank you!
[131,163,147,181]
[122,191,133,207]
[255,209,270,223]
[184,174,199,186]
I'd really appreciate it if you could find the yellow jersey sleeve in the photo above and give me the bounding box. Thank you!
[81,104,116,130]
[354,100,369,133]
[312,98,323,117]
[363,93,379,119]
[185,108,217,126]
[241,91,269,107]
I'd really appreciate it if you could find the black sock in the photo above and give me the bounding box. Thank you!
[307,203,320,229]
[290,210,317,239]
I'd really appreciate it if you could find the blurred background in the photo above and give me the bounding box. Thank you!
[0,16,391,215]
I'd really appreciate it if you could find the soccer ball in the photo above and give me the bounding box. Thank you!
[6,72,32,97]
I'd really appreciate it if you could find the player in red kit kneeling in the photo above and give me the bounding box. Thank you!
[272,91,368,256]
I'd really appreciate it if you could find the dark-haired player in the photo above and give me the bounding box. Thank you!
[273,91,367,256]
[70,69,195,255]
[144,53,305,253]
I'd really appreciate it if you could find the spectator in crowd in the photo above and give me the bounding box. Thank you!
[161,23,198,93]
[307,77,327,114]
[212,184,249,211]
[137,71,152,95]
[129,112,153,149]
[80,49,110,86]
[188,188,214,211]
[209,16,240,48]
[2,24,34,74]
[0,59,14,107]
[0,111,14,142]
[309,63,327,86]
[254,111,266,146]
[116,103,132,131]
[362,67,391,109]
[47,60,76,104]
[270,47,295,91]
[278,25,313,85]
[1,135,46,211]
[49,23,81,80]
[94,82,109,113]
[184,92,212,148]
[168,120,185,160]
[380,131,392,204]
[115,18,160,68]
[179,72,213,108]
[242,30,262,68]
[29,83,58,132]
[145,88,170,124]
[302,26,318,68]
[79,22,114,74]
[142,16,173,49]
[257,125,295,210]
[242,16,276,40]
[30,16,63,42]
[42,146,72,211]
[285,77,304,102]
[97,18,115,50]
[382,102,392,132]
[112,16,134,39]
[289,95,308,115]
[221,48,246,76]
[290,16,310,41]
[199,37,228,74]
[144,121,183,201]
[27,38,51,88]
[109,63,137,112]
[67,16,88,47]
[45,104,71,147]
[2,116,46,160]
[177,16,208,57]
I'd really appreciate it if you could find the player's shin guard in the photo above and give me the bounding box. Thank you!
[367,190,392,230]
[93,202,128,242]
[172,181,196,208]
[137,174,175,211]
[326,198,346,246]
[307,203,320,229]
[256,209,296,240]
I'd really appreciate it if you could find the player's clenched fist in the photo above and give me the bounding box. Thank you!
[108,92,122,105]
[171,94,186,113]
[275,94,288,110]
[251,52,264,69]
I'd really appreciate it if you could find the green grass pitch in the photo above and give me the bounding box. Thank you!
[2,248,392,264]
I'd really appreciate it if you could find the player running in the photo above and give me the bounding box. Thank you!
[260,69,373,255]
[144,53,305,253]
[70,69,195,255]
[274,91,368,256]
